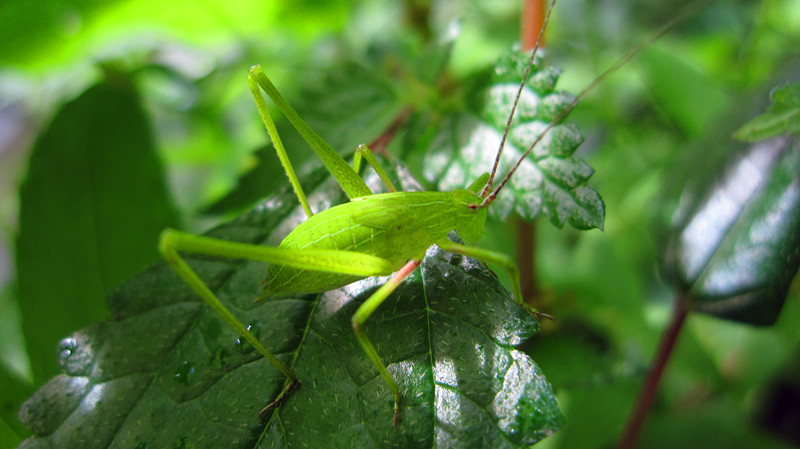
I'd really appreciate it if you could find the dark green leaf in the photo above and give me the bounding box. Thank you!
[424,49,605,230]
[18,164,563,448]
[664,135,800,325]
[16,74,181,384]
[734,82,800,142]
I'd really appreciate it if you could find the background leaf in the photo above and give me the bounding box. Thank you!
[665,134,800,325]
[16,72,181,384]
[17,163,563,449]
[638,46,729,138]
[0,363,31,447]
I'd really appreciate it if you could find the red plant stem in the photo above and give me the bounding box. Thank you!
[517,0,547,305]
[617,296,690,449]
[522,0,546,49]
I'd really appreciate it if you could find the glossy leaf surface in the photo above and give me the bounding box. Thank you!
[665,135,800,325]
[17,165,563,448]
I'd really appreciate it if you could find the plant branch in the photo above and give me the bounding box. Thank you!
[617,296,690,449]
[516,0,547,305]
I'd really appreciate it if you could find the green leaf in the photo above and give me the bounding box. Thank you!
[424,49,605,230]
[639,46,729,138]
[16,72,181,384]
[734,82,800,142]
[664,135,800,325]
[17,164,563,448]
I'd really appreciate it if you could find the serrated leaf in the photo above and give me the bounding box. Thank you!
[734,82,800,142]
[424,49,605,230]
[665,135,800,325]
[16,75,180,384]
[17,164,563,449]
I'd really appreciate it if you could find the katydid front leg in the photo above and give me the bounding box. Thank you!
[351,259,422,428]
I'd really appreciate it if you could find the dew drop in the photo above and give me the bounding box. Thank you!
[59,338,77,360]
[173,361,195,385]
[135,442,149,449]
[235,321,262,354]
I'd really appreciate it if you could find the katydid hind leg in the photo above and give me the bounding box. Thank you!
[159,229,300,415]
[248,70,313,218]
[158,228,397,417]
[249,65,373,201]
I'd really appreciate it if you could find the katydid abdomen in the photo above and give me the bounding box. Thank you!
[262,189,487,296]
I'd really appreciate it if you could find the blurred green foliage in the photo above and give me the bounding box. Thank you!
[2,0,800,447]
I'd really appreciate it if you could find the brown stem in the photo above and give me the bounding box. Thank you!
[617,296,690,449]
[516,219,539,303]
[522,0,547,49]
[516,0,547,305]
[367,108,412,157]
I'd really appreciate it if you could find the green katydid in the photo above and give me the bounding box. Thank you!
[157,0,669,425]
[159,61,540,425]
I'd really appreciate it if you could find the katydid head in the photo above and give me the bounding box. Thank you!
[453,189,488,245]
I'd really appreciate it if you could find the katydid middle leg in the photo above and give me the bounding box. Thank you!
[438,239,554,320]
[352,144,398,193]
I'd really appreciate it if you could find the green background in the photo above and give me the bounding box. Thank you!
[2,0,800,447]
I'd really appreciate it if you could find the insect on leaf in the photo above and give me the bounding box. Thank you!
[17,162,564,449]
[424,49,605,230]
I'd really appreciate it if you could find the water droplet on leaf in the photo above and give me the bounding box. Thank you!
[235,321,262,354]
[59,337,77,360]
[173,361,195,385]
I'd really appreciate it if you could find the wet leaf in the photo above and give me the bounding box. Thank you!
[424,49,604,230]
[665,135,800,325]
[17,164,563,449]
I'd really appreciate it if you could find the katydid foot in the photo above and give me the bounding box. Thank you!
[258,378,300,420]
[392,391,401,429]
